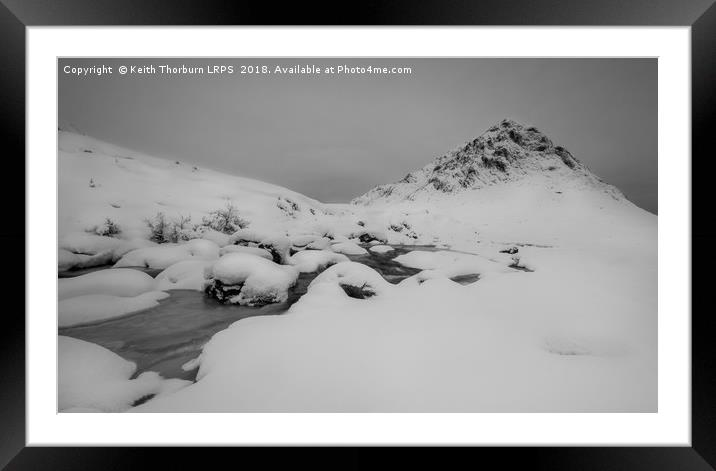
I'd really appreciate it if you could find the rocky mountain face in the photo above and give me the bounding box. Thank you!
[352,119,624,205]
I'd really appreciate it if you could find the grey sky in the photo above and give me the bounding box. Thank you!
[59,58,657,213]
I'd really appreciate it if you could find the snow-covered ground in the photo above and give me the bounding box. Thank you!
[58,125,657,412]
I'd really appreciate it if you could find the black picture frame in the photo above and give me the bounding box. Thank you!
[2,0,713,469]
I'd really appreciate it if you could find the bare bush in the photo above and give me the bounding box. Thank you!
[201,202,249,234]
[87,218,121,237]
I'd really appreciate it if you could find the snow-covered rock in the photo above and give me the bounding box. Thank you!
[348,227,388,244]
[289,234,323,252]
[58,234,157,272]
[59,233,150,258]
[59,291,169,327]
[288,250,349,273]
[204,253,299,306]
[395,250,509,281]
[330,241,368,256]
[308,261,392,299]
[218,245,273,260]
[369,245,394,254]
[226,229,292,264]
[305,237,333,250]
[154,260,214,291]
[58,268,156,300]
[59,336,190,412]
[114,239,219,269]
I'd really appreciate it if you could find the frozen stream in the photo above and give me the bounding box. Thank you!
[59,245,449,381]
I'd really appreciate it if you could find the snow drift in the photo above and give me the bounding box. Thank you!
[59,336,189,412]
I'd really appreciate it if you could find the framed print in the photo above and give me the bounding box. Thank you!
[3,0,715,468]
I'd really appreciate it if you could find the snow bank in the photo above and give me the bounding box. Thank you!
[59,233,156,269]
[330,241,368,255]
[308,261,392,299]
[59,336,190,412]
[59,249,83,272]
[60,233,127,256]
[204,253,299,306]
[58,268,156,300]
[394,250,509,280]
[305,237,333,250]
[59,291,169,327]
[288,250,349,273]
[194,227,232,247]
[218,245,273,260]
[62,251,116,272]
[369,245,394,254]
[155,260,215,291]
[114,239,219,269]
[290,234,322,250]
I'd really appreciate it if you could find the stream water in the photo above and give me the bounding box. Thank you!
[59,245,445,381]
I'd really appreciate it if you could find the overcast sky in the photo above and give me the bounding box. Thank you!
[59,58,657,213]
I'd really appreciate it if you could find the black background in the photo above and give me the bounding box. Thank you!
[1,0,713,469]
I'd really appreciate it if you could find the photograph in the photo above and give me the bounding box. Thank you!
[56,57,657,413]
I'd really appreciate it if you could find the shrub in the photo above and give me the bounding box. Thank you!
[167,214,195,242]
[145,212,195,243]
[201,202,249,234]
[145,212,168,243]
[87,218,121,237]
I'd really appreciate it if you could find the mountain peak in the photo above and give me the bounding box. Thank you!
[352,119,623,205]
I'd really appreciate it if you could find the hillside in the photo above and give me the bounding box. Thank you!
[58,131,328,241]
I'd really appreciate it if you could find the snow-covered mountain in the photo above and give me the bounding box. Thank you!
[352,119,624,206]
[348,119,654,249]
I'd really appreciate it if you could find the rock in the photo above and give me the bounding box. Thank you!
[203,253,299,306]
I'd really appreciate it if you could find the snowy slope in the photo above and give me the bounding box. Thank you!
[58,131,329,240]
